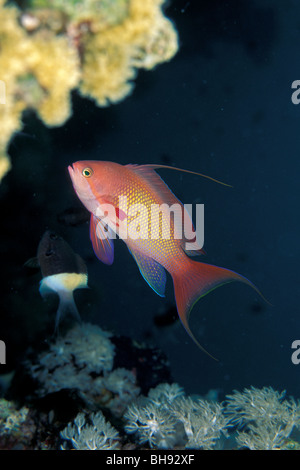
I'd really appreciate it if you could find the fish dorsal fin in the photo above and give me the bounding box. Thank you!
[127,164,203,252]
[130,164,232,187]
[90,214,114,265]
[127,164,183,207]
[128,246,166,297]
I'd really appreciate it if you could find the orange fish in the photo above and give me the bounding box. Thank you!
[68,161,261,357]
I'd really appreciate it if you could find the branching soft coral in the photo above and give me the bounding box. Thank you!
[124,383,230,449]
[59,384,300,450]
[125,401,177,448]
[61,411,121,450]
[170,397,229,449]
[225,387,300,450]
[27,323,115,396]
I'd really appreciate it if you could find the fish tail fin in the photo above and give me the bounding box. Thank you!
[55,290,81,333]
[172,259,263,360]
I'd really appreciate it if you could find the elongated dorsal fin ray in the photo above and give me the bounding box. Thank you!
[128,164,232,188]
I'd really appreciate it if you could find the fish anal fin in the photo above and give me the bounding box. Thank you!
[128,246,166,297]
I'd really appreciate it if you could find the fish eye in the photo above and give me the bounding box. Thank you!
[82,167,93,178]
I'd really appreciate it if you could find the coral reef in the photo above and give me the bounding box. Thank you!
[0,398,29,434]
[28,323,115,397]
[26,323,141,416]
[124,383,230,449]
[0,398,36,449]
[1,318,171,449]
[20,326,300,450]
[0,0,79,180]
[0,0,178,181]
[123,385,300,450]
[79,0,178,105]
[102,368,141,416]
[61,410,121,450]
[5,327,300,450]
[226,386,300,450]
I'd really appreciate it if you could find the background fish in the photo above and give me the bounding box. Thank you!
[37,230,88,331]
[57,206,90,227]
[68,160,262,357]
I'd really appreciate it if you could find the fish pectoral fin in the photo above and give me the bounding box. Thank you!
[90,214,114,265]
[128,247,166,297]
[24,256,40,269]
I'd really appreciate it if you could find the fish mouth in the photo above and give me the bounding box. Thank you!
[68,164,78,183]
[68,164,74,177]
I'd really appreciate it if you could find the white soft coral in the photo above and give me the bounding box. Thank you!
[124,401,177,448]
[124,383,230,449]
[61,411,121,450]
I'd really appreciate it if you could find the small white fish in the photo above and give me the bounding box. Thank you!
[37,231,88,331]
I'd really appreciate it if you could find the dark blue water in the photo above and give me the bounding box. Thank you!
[1,0,300,402]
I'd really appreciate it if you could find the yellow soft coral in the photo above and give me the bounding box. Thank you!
[80,0,178,105]
[24,36,80,125]
[0,0,79,180]
[0,0,178,181]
